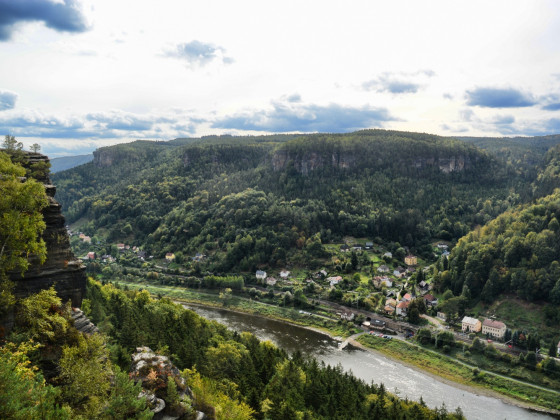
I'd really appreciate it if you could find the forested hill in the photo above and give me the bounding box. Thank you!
[442,147,560,305]
[54,130,526,271]
[445,189,560,304]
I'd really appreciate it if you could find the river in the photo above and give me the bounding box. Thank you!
[183,303,555,420]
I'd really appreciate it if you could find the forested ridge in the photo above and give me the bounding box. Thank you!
[445,189,560,303]
[53,130,524,271]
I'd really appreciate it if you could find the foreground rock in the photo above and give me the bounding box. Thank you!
[130,347,208,420]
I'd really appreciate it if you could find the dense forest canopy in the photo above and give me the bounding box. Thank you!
[53,130,529,272]
[445,189,560,304]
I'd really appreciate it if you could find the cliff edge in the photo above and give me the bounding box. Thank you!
[9,152,86,308]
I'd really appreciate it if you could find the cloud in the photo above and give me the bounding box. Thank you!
[0,0,89,41]
[164,40,233,68]
[491,114,515,125]
[0,108,205,140]
[540,94,560,111]
[465,87,536,108]
[361,70,434,95]
[86,111,155,131]
[212,98,396,133]
[0,90,17,110]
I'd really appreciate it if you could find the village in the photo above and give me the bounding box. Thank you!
[67,228,548,359]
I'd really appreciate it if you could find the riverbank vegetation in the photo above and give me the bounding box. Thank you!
[357,335,560,412]
[110,279,361,339]
[85,279,465,419]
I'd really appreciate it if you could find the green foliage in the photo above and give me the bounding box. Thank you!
[53,130,520,271]
[0,151,48,288]
[86,279,464,419]
[449,190,560,303]
[0,341,70,420]
[14,287,70,344]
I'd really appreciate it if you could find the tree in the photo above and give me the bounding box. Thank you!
[0,341,71,420]
[548,339,558,357]
[2,135,23,151]
[416,328,432,345]
[30,143,41,153]
[0,152,48,316]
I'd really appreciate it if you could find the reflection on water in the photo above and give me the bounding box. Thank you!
[184,303,555,420]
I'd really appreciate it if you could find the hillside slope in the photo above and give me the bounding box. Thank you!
[53,130,524,270]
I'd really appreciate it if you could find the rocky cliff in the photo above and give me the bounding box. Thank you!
[10,152,86,307]
[271,149,474,175]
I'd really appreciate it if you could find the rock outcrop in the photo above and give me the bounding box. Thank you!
[71,308,99,334]
[10,152,86,307]
[130,347,207,420]
[272,149,474,175]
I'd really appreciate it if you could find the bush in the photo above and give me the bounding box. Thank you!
[442,345,451,353]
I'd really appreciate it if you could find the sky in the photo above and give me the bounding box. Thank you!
[1,0,560,157]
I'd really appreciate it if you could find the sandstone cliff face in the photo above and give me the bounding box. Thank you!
[272,149,473,175]
[10,153,86,308]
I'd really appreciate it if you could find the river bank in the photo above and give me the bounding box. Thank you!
[114,280,559,417]
[351,336,560,417]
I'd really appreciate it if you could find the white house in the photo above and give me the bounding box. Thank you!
[461,316,481,333]
[256,270,267,280]
[482,319,507,339]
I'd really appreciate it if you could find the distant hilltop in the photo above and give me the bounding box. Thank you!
[50,154,93,173]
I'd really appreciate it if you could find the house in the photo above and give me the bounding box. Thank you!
[418,280,428,290]
[192,253,206,262]
[365,241,373,249]
[373,276,392,288]
[393,267,406,278]
[406,267,416,274]
[279,270,290,279]
[442,250,450,257]
[436,243,448,250]
[165,252,175,262]
[384,305,395,315]
[137,251,147,259]
[482,319,507,339]
[327,276,343,287]
[385,298,397,308]
[402,293,412,302]
[82,236,91,243]
[377,265,390,273]
[352,245,362,251]
[461,316,481,333]
[266,277,277,286]
[314,269,327,279]
[117,243,125,251]
[340,244,350,252]
[396,301,410,316]
[87,251,96,260]
[132,246,139,252]
[423,294,438,306]
[256,270,267,280]
[340,312,355,321]
[405,255,417,266]
[383,252,393,259]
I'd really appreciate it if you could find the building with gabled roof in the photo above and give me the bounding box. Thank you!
[461,316,481,333]
[482,319,507,339]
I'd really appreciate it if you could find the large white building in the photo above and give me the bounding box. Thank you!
[482,319,506,339]
[461,316,481,333]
